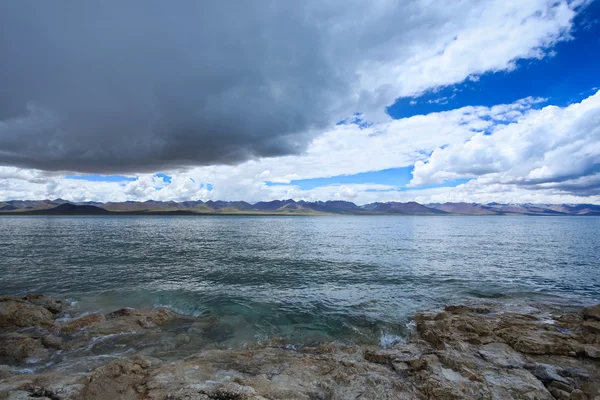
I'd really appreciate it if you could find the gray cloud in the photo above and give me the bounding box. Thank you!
[0,1,576,173]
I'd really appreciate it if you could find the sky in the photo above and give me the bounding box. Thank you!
[1,0,600,205]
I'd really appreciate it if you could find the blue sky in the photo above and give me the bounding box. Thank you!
[388,1,600,118]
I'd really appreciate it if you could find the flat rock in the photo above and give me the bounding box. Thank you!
[478,342,525,368]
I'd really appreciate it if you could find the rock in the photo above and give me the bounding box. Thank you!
[550,386,572,400]
[6,390,36,400]
[582,320,600,334]
[478,342,525,368]
[105,308,134,319]
[549,380,575,393]
[481,368,554,400]
[60,313,105,333]
[0,365,12,380]
[527,363,570,385]
[582,344,600,359]
[23,293,67,314]
[509,331,577,355]
[0,333,45,362]
[174,333,191,347]
[582,305,600,321]
[0,297,54,329]
[41,334,65,350]
[79,355,154,400]
[91,307,180,335]
[200,382,257,399]
[569,389,587,400]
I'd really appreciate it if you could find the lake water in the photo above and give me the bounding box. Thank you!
[1,215,599,348]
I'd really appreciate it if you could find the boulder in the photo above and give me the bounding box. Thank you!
[0,297,54,329]
[582,305,600,321]
[582,320,600,334]
[79,355,154,400]
[0,333,45,362]
[23,293,67,314]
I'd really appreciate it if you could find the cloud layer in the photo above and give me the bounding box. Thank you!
[2,90,600,204]
[0,0,581,173]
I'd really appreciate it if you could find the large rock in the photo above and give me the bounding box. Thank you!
[478,342,526,368]
[0,297,54,329]
[0,333,45,362]
[96,307,180,334]
[582,305,600,321]
[23,293,67,314]
[78,356,154,400]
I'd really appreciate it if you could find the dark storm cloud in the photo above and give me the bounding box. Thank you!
[0,0,463,173]
[3,0,568,174]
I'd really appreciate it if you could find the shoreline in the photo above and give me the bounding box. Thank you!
[1,294,599,399]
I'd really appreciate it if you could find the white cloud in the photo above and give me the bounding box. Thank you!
[409,90,600,195]
[2,91,600,205]
[0,1,597,205]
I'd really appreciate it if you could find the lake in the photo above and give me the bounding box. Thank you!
[1,215,599,347]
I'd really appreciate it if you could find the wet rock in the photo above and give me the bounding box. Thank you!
[174,333,191,347]
[60,313,105,333]
[23,293,67,314]
[582,320,600,334]
[0,364,12,380]
[0,297,54,329]
[478,342,525,368]
[91,307,180,335]
[40,334,65,350]
[0,333,45,362]
[569,389,587,400]
[582,305,600,321]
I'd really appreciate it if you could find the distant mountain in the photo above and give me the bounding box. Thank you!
[368,201,446,215]
[27,203,111,215]
[1,199,599,216]
[427,203,500,215]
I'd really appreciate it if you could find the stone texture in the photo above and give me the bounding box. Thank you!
[0,297,54,329]
[0,296,599,400]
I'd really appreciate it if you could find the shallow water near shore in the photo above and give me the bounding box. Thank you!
[1,215,599,352]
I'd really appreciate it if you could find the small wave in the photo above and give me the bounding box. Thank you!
[379,332,404,348]
[87,332,139,350]
[10,368,35,374]
[152,302,204,317]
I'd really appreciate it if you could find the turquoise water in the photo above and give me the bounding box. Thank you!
[1,215,599,347]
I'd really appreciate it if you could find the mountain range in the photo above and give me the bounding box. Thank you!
[1,199,600,216]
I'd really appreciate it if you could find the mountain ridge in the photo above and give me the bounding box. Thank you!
[1,199,600,216]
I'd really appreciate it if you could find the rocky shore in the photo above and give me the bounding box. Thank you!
[1,294,599,399]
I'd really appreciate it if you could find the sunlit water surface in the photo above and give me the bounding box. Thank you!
[1,215,599,353]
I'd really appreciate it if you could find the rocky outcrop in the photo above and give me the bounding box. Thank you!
[0,296,55,329]
[1,295,599,399]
